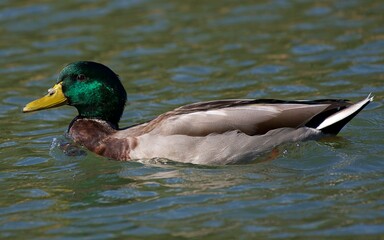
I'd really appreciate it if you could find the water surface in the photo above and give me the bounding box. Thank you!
[1,0,384,238]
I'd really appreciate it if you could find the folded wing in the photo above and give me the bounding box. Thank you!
[141,98,358,136]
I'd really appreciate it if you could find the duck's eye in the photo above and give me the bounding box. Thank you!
[76,74,87,81]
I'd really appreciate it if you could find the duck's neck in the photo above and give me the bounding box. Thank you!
[68,118,131,160]
[68,116,119,130]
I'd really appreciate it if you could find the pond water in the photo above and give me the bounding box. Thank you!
[1,0,384,238]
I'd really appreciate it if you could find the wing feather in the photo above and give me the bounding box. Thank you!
[148,102,332,136]
[120,98,352,137]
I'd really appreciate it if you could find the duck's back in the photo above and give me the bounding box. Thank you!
[136,99,352,136]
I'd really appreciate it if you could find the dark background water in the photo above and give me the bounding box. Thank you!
[1,0,384,238]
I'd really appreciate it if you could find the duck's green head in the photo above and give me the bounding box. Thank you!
[23,61,127,125]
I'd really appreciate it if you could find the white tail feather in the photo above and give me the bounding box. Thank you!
[316,94,373,130]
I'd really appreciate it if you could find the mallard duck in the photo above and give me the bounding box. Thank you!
[23,61,373,165]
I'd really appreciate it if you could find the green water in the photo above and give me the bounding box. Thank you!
[1,0,384,238]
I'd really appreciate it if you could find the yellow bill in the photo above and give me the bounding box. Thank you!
[23,82,68,113]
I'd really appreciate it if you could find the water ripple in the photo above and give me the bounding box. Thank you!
[292,44,335,55]
[239,65,288,75]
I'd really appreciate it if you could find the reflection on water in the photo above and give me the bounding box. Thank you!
[1,0,384,238]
